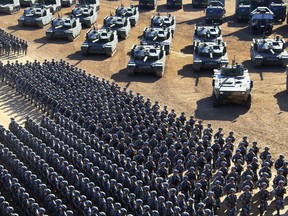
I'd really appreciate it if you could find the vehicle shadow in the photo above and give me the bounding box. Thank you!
[274,90,288,112]
[222,26,252,41]
[177,15,206,25]
[156,4,181,13]
[180,45,193,55]
[183,4,205,12]
[67,50,110,65]
[7,24,40,33]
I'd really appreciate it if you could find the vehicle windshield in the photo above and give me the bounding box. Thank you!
[206,8,223,14]
[79,0,95,4]
[45,0,56,4]
[0,0,14,4]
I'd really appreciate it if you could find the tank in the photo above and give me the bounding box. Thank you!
[205,0,226,24]
[250,36,288,67]
[20,0,36,7]
[212,63,253,108]
[71,4,98,27]
[140,26,173,55]
[0,0,20,14]
[193,25,222,47]
[167,0,182,9]
[18,5,53,27]
[43,0,61,14]
[192,0,208,8]
[79,0,99,11]
[193,40,229,71]
[61,0,76,7]
[127,43,166,77]
[235,0,251,22]
[81,28,118,56]
[269,0,286,22]
[150,13,176,38]
[115,5,139,27]
[46,15,82,41]
[139,0,157,10]
[102,15,131,39]
[250,7,274,34]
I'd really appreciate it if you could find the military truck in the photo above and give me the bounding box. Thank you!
[139,0,157,10]
[79,0,99,11]
[167,0,182,9]
[61,0,76,7]
[151,13,176,38]
[43,0,61,14]
[20,0,36,7]
[250,7,274,34]
[102,15,131,39]
[205,0,226,24]
[192,0,208,8]
[212,62,253,108]
[18,5,53,28]
[193,25,222,47]
[127,44,166,77]
[46,16,82,41]
[235,0,251,22]
[193,40,229,71]
[268,0,286,22]
[0,0,20,14]
[250,35,288,67]
[81,28,118,56]
[71,4,98,27]
[140,26,173,54]
[115,5,139,27]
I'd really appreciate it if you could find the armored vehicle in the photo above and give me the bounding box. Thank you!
[20,0,36,7]
[139,0,157,10]
[268,0,286,21]
[0,0,20,14]
[79,0,99,11]
[192,0,208,8]
[81,28,118,56]
[102,15,131,39]
[193,25,222,47]
[151,13,176,38]
[250,36,288,67]
[18,5,53,27]
[46,16,82,41]
[235,0,251,22]
[43,0,61,14]
[71,4,98,27]
[140,26,173,54]
[115,5,139,27]
[61,0,76,7]
[193,40,229,71]
[205,0,226,24]
[127,44,166,77]
[250,7,274,34]
[167,0,182,9]
[212,63,253,108]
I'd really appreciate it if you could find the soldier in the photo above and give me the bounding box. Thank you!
[192,183,204,210]
[258,182,269,216]
[274,180,286,215]
[260,146,271,162]
[224,188,237,216]
[203,191,216,215]
[275,155,285,171]
[239,185,252,216]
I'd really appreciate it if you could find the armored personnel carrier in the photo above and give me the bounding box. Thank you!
[167,0,182,9]
[192,0,208,8]
[61,0,75,7]
[193,25,222,47]
[79,0,99,11]
[205,0,226,24]
[193,40,229,71]
[235,0,251,22]
[151,13,176,38]
[46,16,82,41]
[0,0,20,14]
[43,0,61,14]
[71,4,97,27]
[115,5,139,27]
[127,44,166,77]
[250,7,274,34]
[20,0,36,7]
[102,15,131,39]
[250,36,288,67]
[18,5,53,27]
[212,62,253,108]
[139,0,157,10]
[140,26,173,54]
[81,28,118,56]
[268,0,286,21]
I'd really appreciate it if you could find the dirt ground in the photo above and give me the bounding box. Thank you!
[1,0,288,215]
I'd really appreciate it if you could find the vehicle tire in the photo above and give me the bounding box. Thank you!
[156,68,164,78]
[245,94,252,109]
[212,93,219,107]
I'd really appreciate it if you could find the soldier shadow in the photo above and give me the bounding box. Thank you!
[222,26,252,41]
[274,90,288,112]
[66,50,110,63]
[180,45,193,54]
[195,96,248,121]
[0,54,24,60]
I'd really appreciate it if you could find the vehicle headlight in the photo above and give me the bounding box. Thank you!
[220,92,224,94]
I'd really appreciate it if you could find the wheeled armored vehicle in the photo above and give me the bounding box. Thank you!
[0,0,20,14]
[20,0,36,7]
[43,0,61,14]
[61,0,75,7]
[235,0,251,22]
[193,25,222,47]
[212,62,253,108]
[268,0,286,22]
[127,44,166,77]
[46,16,82,41]
[167,0,182,9]
[102,15,131,39]
[205,0,226,24]
[81,28,118,56]
[18,5,53,27]
[140,27,173,54]
[115,5,139,27]
[151,13,176,38]
[139,0,157,10]
[250,36,288,67]
[71,4,98,27]
[193,40,229,71]
[192,0,208,8]
[250,7,274,34]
